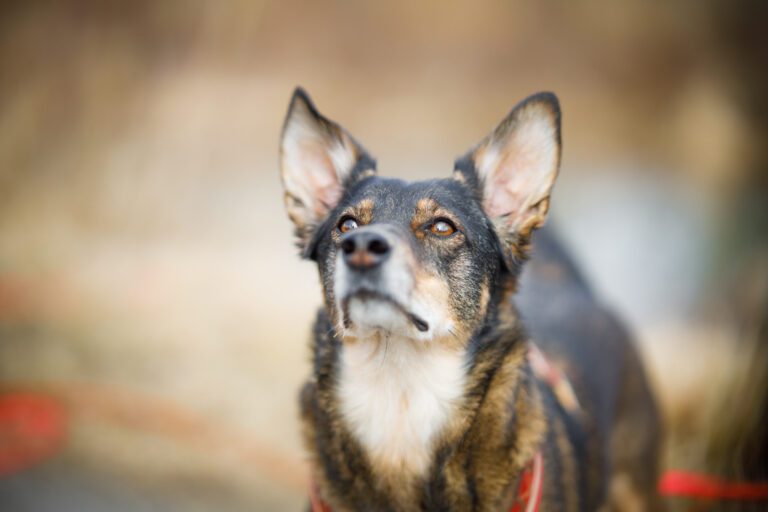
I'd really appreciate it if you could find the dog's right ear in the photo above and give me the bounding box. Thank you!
[279,87,376,258]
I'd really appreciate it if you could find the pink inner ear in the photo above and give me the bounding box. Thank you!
[479,141,557,233]
[484,146,538,221]
[303,149,343,217]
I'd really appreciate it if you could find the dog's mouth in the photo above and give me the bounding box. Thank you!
[340,289,429,333]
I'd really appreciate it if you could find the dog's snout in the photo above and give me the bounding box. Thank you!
[367,237,390,255]
[341,231,391,270]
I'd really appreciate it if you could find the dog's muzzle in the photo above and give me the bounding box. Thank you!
[335,226,430,335]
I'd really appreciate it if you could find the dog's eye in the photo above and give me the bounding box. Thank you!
[429,219,456,237]
[338,216,359,233]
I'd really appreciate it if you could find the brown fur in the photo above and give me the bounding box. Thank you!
[301,307,556,511]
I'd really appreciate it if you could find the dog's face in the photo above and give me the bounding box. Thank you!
[322,177,499,344]
[280,89,560,346]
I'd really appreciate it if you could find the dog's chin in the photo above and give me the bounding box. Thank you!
[340,293,431,340]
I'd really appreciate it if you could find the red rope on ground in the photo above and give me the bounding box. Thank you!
[659,471,768,501]
[0,393,67,476]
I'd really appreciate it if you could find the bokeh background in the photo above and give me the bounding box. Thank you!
[1,1,766,510]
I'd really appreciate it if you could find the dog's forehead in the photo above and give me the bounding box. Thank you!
[346,177,476,221]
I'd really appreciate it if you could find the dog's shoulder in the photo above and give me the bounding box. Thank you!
[517,226,662,507]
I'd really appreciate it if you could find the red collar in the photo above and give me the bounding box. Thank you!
[509,450,544,512]
[309,451,543,512]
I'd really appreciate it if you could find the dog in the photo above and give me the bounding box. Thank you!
[278,88,662,511]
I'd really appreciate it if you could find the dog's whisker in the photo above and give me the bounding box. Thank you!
[378,336,390,371]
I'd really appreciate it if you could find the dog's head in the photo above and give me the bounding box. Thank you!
[279,88,561,345]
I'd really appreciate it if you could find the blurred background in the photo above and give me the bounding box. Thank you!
[0,1,766,510]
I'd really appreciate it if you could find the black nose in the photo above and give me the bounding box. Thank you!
[341,231,391,270]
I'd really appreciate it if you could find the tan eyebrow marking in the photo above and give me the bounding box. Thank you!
[411,198,464,240]
[411,198,438,238]
[356,198,374,224]
[340,198,375,226]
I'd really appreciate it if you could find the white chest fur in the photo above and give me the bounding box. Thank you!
[338,336,467,476]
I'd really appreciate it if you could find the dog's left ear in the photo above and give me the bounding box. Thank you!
[454,92,561,267]
[280,88,376,258]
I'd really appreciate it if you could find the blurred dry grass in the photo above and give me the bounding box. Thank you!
[0,1,766,510]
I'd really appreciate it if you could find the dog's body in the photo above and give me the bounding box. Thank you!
[279,89,661,511]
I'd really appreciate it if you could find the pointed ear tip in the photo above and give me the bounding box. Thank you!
[291,86,309,103]
[287,86,318,117]
[524,91,561,119]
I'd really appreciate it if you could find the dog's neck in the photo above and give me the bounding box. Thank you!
[337,332,467,477]
[333,294,526,481]
[306,303,545,508]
